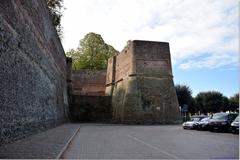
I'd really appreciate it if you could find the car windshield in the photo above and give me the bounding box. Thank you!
[212,113,228,120]
[191,118,200,122]
[200,117,209,122]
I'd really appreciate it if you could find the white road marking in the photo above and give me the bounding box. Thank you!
[128,134,179,159]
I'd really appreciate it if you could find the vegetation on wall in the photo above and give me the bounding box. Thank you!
[47,0,64,38]
[66,32,119,70]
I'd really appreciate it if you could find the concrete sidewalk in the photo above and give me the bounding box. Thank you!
[0,123,79,159]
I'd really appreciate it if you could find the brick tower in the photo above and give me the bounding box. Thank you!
[106,40,181,124]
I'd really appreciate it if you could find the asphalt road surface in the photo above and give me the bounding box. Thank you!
[62,124,239,159]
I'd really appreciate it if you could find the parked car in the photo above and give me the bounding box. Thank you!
[196,117,211,130]
[231,116,239,134]
[182,116,207,129]
[208,112,238,132]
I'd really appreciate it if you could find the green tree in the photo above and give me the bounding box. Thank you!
[47,0,64,38]
[66,32,118,70]
[175,84,196,113]
[228,93,239,111]
[195,91,224,114]
[222,96,229,111]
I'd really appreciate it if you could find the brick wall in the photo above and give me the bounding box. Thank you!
[106,40,181,124]
[72,70,106,96]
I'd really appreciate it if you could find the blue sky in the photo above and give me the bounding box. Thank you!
[173,67,238,97]
[61,0,239,97]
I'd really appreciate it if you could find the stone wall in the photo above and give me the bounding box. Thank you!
[70,95,111,122]
[106,40,181,124]
[72,70,106,96]
[0,0,68,145]
[70,70,110,122]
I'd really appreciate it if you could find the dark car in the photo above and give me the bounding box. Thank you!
[196,117,210,130]
[208,112,238,132]
[230,116,239,134]
[182,116,207,129]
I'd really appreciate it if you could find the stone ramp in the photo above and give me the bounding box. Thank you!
[0,123,79,159]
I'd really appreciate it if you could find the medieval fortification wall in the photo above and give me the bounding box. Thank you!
[0,0,68,144]
[106,40,181,124]
[0,0,181,145]
[72,70,106,96]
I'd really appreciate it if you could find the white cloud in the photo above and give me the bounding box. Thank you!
[179,53,238,69]
[61,0,238,69]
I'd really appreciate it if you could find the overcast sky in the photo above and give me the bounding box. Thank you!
[61,0,238,97]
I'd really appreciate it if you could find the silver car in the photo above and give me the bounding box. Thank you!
[231,116,239,134]
[195,117,210,130]
[183,116,207,129]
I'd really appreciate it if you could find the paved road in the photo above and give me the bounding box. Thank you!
[62,124,239,159]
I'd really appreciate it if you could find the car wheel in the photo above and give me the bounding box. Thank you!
[209,127,214,132]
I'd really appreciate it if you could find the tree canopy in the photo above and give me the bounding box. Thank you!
[66,32,119,70]
[195,91,224,114]
[228,93,239,111]
[175,84,239,115]
[175,84,196,113]
[46,0,64,38]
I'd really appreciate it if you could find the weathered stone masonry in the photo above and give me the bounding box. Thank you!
[0,0,181,146]
[72,70,106,96]
[69,70,111,122]
[0,0,68,145]
[106,40,181,124]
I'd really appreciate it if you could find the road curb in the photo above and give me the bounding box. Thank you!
[56,126,80,159]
